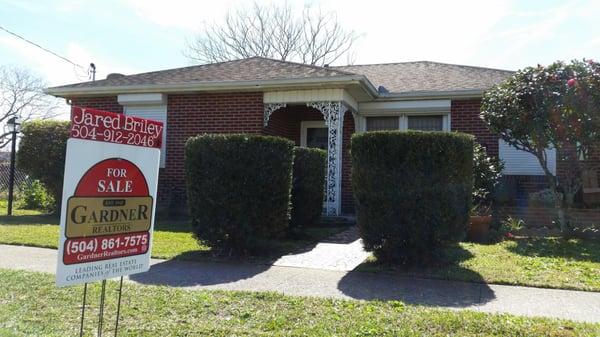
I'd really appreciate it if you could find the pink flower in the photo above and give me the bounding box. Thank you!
[505,232,514,239]
[567,78,577,87]
[588,59,595,65]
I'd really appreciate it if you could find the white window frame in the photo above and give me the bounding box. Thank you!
[300,120,327,147]
[363,113,450,132]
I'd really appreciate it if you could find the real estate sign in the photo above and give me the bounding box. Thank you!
[56,107,163,287]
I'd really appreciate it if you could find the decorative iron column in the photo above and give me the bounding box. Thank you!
[307,101,345,216]
[263,103,287,126]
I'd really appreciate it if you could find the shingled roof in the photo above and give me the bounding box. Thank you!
[334,61,513,94]
[47,57,513,96]
[50,57,354,90]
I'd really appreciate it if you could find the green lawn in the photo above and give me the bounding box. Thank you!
[0,209,347,261]
[0,199,45,216]
[358,238,600,292]
[1,269,597,337]
[2,203,600,292]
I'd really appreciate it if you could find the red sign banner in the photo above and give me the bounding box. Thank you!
[70,106,163,149]
[63,232,149,265]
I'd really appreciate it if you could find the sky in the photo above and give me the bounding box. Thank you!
[1,0,600,118]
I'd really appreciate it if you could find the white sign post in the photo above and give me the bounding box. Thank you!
[57,106,163,336]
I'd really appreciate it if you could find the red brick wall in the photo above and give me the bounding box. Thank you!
[70,96,123,114]
[451,99,498,157]
[263,107,297,141]
[161,92,264,204]
[341,111,355,214]
[263,105,322,143]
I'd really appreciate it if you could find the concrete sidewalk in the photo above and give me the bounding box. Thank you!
[1,244,600,323]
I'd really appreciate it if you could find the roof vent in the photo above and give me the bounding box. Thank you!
[377,86,389,94]
[106,73,125,80]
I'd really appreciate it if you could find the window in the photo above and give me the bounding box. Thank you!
[306,127,328,150]
[366,117,399,131]
[301,120,328,149]
[124,105,167,168]
[364,115,448,132]
[407,115,444,131]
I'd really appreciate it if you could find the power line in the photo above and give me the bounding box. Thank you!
[0,25,87,71]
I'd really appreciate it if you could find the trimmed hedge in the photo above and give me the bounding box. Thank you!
[17,120,70,211]
[352,131,474,265]
[290,147,327,233]
[185,134,294,253]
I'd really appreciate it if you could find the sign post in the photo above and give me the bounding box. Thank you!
[56,106,163,336]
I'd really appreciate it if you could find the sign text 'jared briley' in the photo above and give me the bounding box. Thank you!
[70,106,164,149]
[73,108,163,138]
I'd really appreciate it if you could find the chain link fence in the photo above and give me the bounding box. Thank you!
[0,160,32,199]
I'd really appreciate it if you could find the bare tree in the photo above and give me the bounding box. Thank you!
[0,66,59,148]
[185,3,358,66]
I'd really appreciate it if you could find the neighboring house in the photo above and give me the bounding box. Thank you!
[46,57,550,215]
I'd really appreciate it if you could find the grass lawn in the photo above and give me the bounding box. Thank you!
[0,199,45,216]
[358,238,600,292]
[0,204,347,262]
[1,269,598,337]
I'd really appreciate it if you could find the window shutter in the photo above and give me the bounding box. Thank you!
[124,105,167,168]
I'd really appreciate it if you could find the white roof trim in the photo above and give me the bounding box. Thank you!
[359,99,451,114]
[46,75,379,99]
[118,93,166,106]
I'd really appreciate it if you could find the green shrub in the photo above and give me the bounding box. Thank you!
[529,189,561,208]
[185,134,294,253]
[290,147,326,234]
[17,120,70,211]
[20,179,54,210]
[352,131,474,265]
[472,143,504,206]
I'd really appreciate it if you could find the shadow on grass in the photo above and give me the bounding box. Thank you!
[130,255,272,287]
[338,244,496,307]
[506,237,600,263]
[154,219,191,233]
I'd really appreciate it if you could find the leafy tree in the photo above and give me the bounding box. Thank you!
[472,142,504,206]
[481,59,600,234]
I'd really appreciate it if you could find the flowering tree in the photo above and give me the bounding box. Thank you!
[481,59,600,234]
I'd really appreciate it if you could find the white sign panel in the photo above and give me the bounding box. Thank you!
[56,107,162,287]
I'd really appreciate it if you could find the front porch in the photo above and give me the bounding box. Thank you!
[263,92,358,216]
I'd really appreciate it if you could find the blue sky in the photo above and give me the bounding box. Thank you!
[1,0,599,114]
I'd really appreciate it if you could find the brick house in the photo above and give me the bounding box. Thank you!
[46,57,550,216]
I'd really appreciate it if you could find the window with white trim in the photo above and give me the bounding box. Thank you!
[124,105,167,168]
[366,117,399,131]
[407,115,444,131]
[365,114,449,132]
